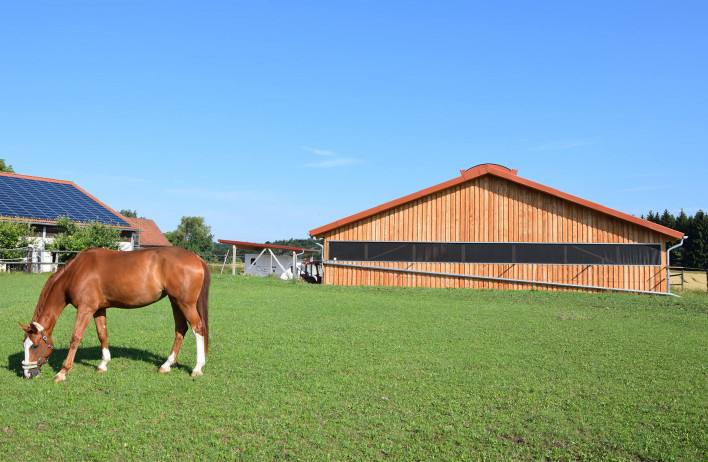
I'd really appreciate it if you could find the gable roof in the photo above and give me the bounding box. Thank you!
[309,163,684,240]
[0,172,136,229]
[127,217,172,246]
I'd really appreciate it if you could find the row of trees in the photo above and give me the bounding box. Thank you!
[643,209,708,270]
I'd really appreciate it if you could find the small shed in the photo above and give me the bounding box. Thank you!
[309,164,684,295]
[218,239,319,279]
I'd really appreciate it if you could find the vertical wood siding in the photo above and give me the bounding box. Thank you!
[321,176,671,293]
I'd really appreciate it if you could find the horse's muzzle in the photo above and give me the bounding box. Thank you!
[23,367,40,379]
[22,360,41,379]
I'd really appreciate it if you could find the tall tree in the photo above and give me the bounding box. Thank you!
[0,159,14,173]
[165,216,214,254]
[119,209,138,218]
[645,209,708,269]
[686,210,708,270]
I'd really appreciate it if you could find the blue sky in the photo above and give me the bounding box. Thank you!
[2,1,706,242]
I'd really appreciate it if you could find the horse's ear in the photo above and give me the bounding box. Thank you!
[19,322,31,333]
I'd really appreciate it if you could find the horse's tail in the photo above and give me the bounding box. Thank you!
[198,259,210,354]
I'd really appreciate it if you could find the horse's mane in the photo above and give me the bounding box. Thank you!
[32,257,76,321]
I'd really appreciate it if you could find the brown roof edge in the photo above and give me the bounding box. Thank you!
[309,164,684,241]
[218,239,320,254]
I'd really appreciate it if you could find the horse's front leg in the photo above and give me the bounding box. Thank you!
[54,309,94,382]
[93,309,111,373]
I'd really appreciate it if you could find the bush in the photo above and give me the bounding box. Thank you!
[47,216,121,262]
[0,220,33,260]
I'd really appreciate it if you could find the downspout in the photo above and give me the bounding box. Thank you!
[667,236,687,296]
[315,242,324,262]
[315,242,325,283]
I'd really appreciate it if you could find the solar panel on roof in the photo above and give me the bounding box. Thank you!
[0,175,132,227]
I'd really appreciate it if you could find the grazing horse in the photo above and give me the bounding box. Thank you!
[20,246,210,382]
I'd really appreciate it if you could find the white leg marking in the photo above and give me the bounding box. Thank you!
[97,348,111,372]
[192,329,205,376]
[160,352,176,372]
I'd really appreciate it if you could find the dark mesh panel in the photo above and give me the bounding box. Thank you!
[464,243,513,263]
[328,241,662,266]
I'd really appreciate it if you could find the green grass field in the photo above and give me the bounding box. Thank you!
[1,273,707,461]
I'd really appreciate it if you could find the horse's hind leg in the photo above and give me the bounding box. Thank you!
[167,297,206,377]
[93,309,111,372]
[159,302,188,373]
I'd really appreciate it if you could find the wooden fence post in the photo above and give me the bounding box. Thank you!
[26,247,33,274]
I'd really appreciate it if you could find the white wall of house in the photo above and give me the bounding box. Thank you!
[244,253,298,279]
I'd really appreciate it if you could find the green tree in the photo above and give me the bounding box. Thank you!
[0,159,14,173]
[165,216,214,254]
[264,237,324,255]
[686,210,708,270]
[645,209,708,270]
[47,216,122,262]
[119,209,138,218]
[0,221,33,260]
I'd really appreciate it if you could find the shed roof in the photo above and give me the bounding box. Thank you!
[0,172,136,229]
[218,239,319,254]
[309,163,684,240]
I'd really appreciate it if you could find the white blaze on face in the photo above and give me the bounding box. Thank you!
[23,337,32,365]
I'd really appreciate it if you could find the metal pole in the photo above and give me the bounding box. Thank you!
[232,245,237,276]
[325,261,682,297]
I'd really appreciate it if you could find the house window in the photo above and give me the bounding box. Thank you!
[328,241,662,266]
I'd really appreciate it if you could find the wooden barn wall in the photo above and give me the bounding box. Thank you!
[321,176,669,293]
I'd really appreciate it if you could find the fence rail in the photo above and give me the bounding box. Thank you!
[669,267,708,292]
[0,247,237,274]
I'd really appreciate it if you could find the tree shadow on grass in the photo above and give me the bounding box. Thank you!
[6,345,191,378]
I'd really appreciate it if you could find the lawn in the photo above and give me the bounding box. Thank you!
[1,273,707,460]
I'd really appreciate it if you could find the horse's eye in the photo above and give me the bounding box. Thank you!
[30,344,39,350]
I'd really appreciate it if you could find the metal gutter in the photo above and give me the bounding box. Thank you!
[325,261,680,297]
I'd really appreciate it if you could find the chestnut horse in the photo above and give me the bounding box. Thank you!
[20,246,210,382]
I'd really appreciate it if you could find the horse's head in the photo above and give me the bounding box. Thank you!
[19,322,54,379]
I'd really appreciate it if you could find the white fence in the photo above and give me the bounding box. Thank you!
[0,247,78,273]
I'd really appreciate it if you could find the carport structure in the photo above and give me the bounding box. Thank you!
[217,239,319,278]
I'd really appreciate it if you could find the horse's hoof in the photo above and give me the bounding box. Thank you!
[96,367,107,373]
[53,373,66,382]
[190,371,203,377]
[158,367,170,374]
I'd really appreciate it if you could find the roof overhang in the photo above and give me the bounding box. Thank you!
[309,163,684,241]
[0,215,138,231]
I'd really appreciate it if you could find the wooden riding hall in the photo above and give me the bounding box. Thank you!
[309,164,685,295]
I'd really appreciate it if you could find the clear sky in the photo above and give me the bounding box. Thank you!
[2,2,706,243]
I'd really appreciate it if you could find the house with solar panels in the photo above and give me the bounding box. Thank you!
[0,172,139,272]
